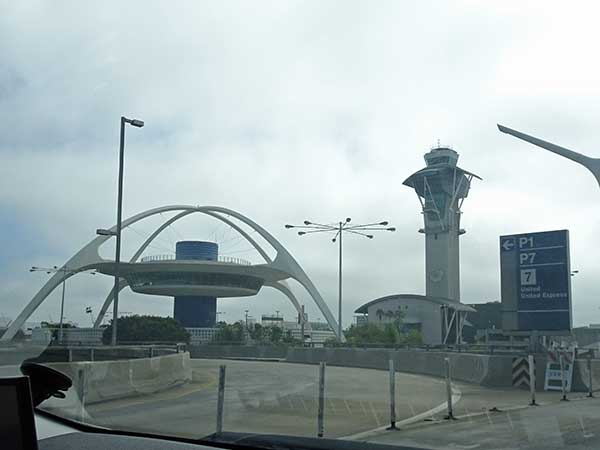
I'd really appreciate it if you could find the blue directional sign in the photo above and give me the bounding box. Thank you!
[500,230,572,331]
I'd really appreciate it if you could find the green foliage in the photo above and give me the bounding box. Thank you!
[212,321,245,343]
[269,326,282,343]
[101,315,190,345]
[244,323,295,345]
[404,329,423,345]
[341,322,424,347]
[248,323,263,341]
[345,323,396,345]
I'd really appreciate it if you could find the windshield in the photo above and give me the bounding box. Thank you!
[2,2,600,449]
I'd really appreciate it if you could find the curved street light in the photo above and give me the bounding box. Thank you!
[285,218,395,341]
[29,266,96,344]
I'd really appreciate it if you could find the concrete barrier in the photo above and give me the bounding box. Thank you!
[46,351,192,405]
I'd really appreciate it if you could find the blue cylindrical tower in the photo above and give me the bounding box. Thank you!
[174,241,219,328]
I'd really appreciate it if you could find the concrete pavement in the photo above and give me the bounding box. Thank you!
[366,395,600,450]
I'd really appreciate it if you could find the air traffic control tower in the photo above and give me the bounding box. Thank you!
[403,147,481,301]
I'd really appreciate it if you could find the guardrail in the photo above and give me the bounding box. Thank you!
[140,254,251,265]
[197,340,554,355]
[26,343,188,364]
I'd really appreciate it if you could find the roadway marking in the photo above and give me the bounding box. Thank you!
[579,415,594,438]
[359,400,368,416]
[329,399,337,414]
[369,401,381,427]
[88,379,218,413]
[343,399,352,415]
[342,386,462,441]
[300,397,308,412]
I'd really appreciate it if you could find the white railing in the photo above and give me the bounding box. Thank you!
[140,254,251,265]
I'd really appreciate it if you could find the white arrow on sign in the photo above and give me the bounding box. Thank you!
[502,239,515,251]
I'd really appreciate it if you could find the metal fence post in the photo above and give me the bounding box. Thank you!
[388,359,397,429]
[68,348,73,362]
[528,354,536,405]
[318,361,326,438]
[444,357,455,419]
[216,365,226,433]
[588,354,594,398]
[90,348,95,362]
[559,354,568,401]
[77,367,86,422]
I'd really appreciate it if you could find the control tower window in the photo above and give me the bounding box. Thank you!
[427,156,449,165]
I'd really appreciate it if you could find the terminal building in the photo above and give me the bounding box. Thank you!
[355,146,479,345]
[2,205,343,343]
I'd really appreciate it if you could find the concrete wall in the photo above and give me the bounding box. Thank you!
[365,297,443,344]
[285,347,507,386]
[189,345,288,360]
[190,345,600,391]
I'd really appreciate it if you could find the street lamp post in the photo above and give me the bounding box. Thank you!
[29,266,96,344]
[108,116,144,346]
[497,124,600,189]
[285,218,395,341]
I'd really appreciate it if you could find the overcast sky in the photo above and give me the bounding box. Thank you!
[1,1,600,330]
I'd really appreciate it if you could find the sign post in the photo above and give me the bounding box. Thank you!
[500,230,572,332]
[528,354,536,405]
[559,354,568,401]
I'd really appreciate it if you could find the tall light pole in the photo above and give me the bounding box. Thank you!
[285,218,395,340]
[106,116,144,346]
[497,124,600,189]
[29,266,95,344]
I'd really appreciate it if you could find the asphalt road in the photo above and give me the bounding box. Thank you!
[85,358,450,439]
[367,396,600,450]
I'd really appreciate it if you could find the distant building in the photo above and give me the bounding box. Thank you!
[59,328,103,346]
[355,315,368,326]
[186,327,219,345]
[355,294,474,345]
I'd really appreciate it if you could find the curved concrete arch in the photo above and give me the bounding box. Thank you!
[93,209,275,328]
[264,281,306,325]
[2,205,342,341]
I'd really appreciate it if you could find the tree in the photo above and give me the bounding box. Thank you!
[375,309,385,322]
[269,326,283,343]
[391,307,405,332]
[248,323,264,342]
[101,315,190,344]
[404,329,423,345]
[212,321,245,344]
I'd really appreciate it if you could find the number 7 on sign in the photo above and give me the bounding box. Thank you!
[521,269,537,286]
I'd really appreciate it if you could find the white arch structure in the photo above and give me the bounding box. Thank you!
[2,205,344,342]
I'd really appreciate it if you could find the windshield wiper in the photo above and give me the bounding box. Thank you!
[202,431,428,450]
